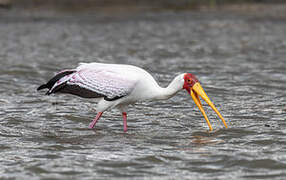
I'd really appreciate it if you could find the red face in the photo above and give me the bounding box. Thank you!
[181,73,228,131]
[183,73,199,93]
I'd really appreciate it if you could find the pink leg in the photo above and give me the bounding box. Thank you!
[122,112,127,132]
[89,112,103,129]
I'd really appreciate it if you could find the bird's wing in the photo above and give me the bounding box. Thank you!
[60,68,137,100]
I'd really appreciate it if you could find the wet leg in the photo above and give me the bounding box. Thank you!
[122,112,127,132]
[89,112,103,129]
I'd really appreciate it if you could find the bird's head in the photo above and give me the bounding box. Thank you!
[182,73,228,131]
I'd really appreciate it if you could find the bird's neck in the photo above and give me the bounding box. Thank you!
[152,74,184,100]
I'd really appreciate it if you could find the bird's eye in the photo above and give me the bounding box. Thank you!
[187,79,191,83]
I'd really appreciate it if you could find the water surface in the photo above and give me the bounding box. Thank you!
[0,10,286,179]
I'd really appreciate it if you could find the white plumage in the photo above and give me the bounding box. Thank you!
[38,62,228,132]
[51,64,137,100]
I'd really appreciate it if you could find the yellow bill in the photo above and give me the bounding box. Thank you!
[190,82,228,131]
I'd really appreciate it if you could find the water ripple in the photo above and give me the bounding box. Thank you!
[0,11,286,180]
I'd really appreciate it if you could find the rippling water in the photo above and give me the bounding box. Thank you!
[0,10,286,179]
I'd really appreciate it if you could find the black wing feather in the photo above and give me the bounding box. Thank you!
[37,69,130,101]
[37,70,76,91]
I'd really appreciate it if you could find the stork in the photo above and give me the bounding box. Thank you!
[37,62,228,132]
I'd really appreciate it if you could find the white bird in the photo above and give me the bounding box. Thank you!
[37,62,228,132]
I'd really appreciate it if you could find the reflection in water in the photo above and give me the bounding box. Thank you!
[0,9,286,179]
[177,137,223,153]
[191,135,224,146]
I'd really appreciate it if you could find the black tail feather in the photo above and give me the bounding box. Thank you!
[37,70,76,93]
[37,84,48,91]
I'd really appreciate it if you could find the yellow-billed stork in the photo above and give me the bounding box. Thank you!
[37,62,228,132]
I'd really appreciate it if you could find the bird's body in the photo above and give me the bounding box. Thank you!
[38,62,228,132]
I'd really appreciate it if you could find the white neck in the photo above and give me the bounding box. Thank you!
[150,74,185,100]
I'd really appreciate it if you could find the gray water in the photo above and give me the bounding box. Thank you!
[0,10,286,180]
